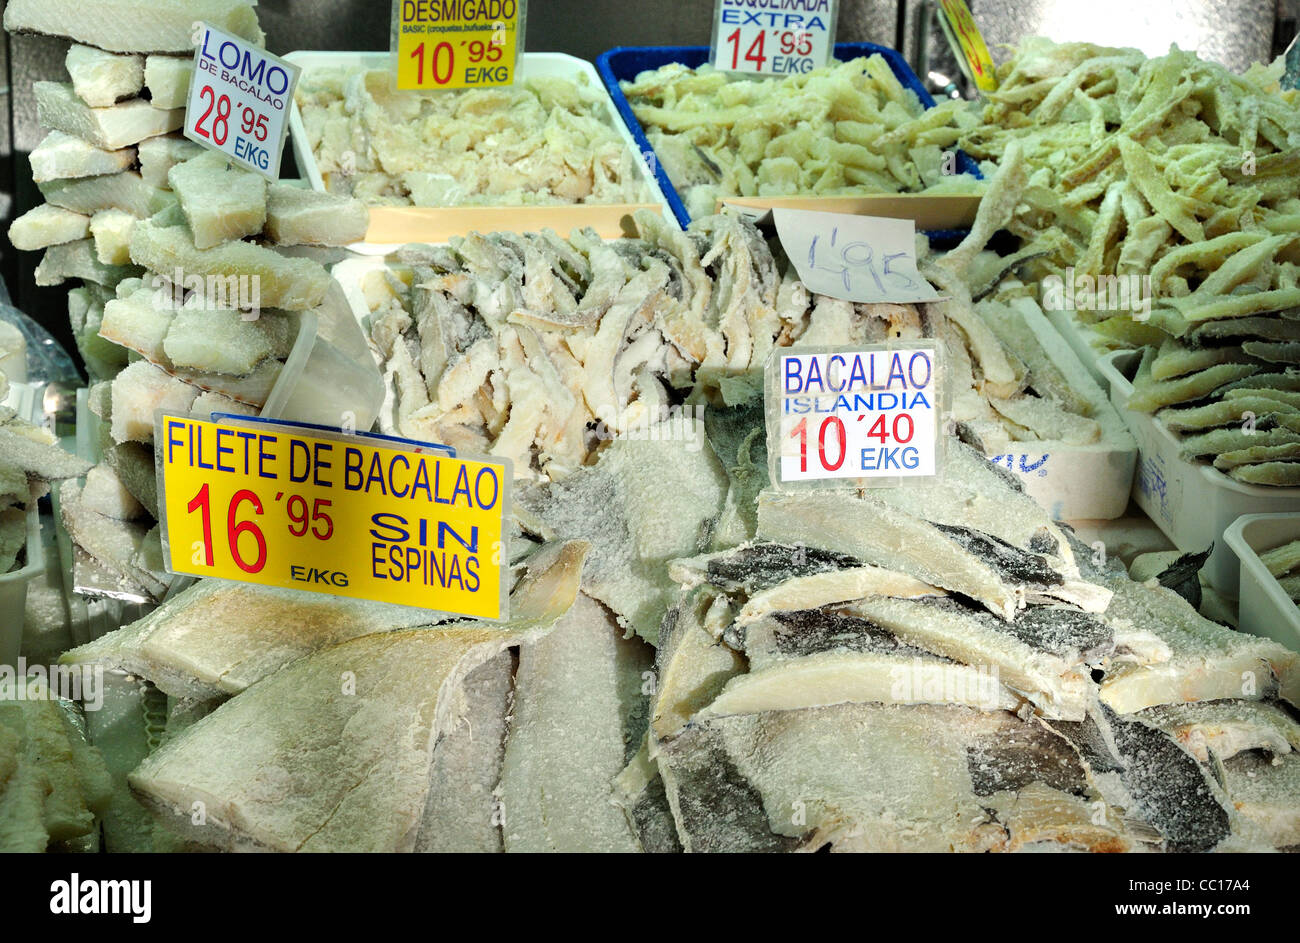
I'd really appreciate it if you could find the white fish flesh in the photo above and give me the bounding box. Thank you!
[498,594,651,852]
[3,0,263,54]
[28,130,135,183]
[34,82,182,150]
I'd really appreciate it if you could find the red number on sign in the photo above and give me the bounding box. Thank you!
[893,413,915,443]
[431,41,454,84]
[818,417,846,471]
[212,94,231,145]
[255,113,269,141]
[745,31,767,71]
[227,489,267,574]
[286,494,309,537]
[186,483,214,566]
[867,415,888,442]
[791,416,808,471]
[410,41,425,81]
[194,86,215,139]
[311,499,334,541]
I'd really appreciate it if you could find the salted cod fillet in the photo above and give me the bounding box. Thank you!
[698,609,1021,719]
[64,540,589,700]
[756,489,1077,621]
[3,0,263,54]
[1219,752,1300,848]
[660,703,1130,853]
[514,431,726,644]
[127,544,586,852]
[1071,536,1300,712]
[497,593,652,852]
[414,650,514,853]
[1139,700,1300,763]
[1044,703,1233,852]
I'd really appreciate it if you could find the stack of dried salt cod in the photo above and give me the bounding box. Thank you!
[932,37,1300,485]
[365,209,1118,489]
[0,368,92,574]
[619,54,983,221]
[643,441,1300,852]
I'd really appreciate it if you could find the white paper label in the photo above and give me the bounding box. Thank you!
[711,0,836,77]
[184,23,300,180]
[770,345,941,483]
[773,208,940,304]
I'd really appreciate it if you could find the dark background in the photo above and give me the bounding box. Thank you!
[0,0,1293,360]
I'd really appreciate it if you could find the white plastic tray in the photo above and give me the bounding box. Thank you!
[1224,513,1300,651]
[982,298,1137,520]
[1098,349,1300,595]
[285,50,675,252]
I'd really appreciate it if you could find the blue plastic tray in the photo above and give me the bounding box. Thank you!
[596,44,981,242]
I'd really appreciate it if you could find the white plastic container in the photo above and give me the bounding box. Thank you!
[285,50,674,252]
[1224,513,1300,651]
[983,298,1137,520]
[260,280,386,432]
[1098,349,1300,594]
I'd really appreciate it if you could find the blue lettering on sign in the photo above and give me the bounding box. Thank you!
[200,32,290,95]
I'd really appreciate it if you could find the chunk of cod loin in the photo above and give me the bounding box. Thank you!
[3,0,262,54]
[127,541,588,852]
[66,540,589,701]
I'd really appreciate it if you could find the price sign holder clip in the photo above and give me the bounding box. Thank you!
[764,341,949,491]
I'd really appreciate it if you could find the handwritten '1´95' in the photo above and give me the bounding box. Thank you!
[808,228,917,294]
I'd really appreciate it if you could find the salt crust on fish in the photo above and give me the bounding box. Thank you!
[28,130,135,183]
[33,82,181,150]
[3,0,263,54]
[498,594,649,852]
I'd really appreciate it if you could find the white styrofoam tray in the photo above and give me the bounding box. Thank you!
[285,50,675,253]
[1224,513,1300,651]
[1098,349,1300,595]
[981,297,1137,521]
[1039,306,1118,389]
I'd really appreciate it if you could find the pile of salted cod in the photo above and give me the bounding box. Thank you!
[366,207,1111,486]
[51,212,1300,852]
[3,0,373,606]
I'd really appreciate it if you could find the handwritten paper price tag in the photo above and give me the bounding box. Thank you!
[773,208,941,305]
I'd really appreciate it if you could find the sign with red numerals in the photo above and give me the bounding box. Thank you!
[184,22,300,180]
[711,0,837,77]
[766,344,943,486]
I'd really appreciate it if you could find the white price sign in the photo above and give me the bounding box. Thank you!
[711,0,837,76]
[774,208,941,304]
[184,23,299,180]
[767,345,943,485]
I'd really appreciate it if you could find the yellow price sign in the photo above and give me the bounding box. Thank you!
[935,0,998,93]
[392,0,523,90]
[157,415,510,620]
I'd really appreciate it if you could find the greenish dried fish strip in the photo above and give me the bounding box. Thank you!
[1128,362,1257,413]
[1228,461,1300,486]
